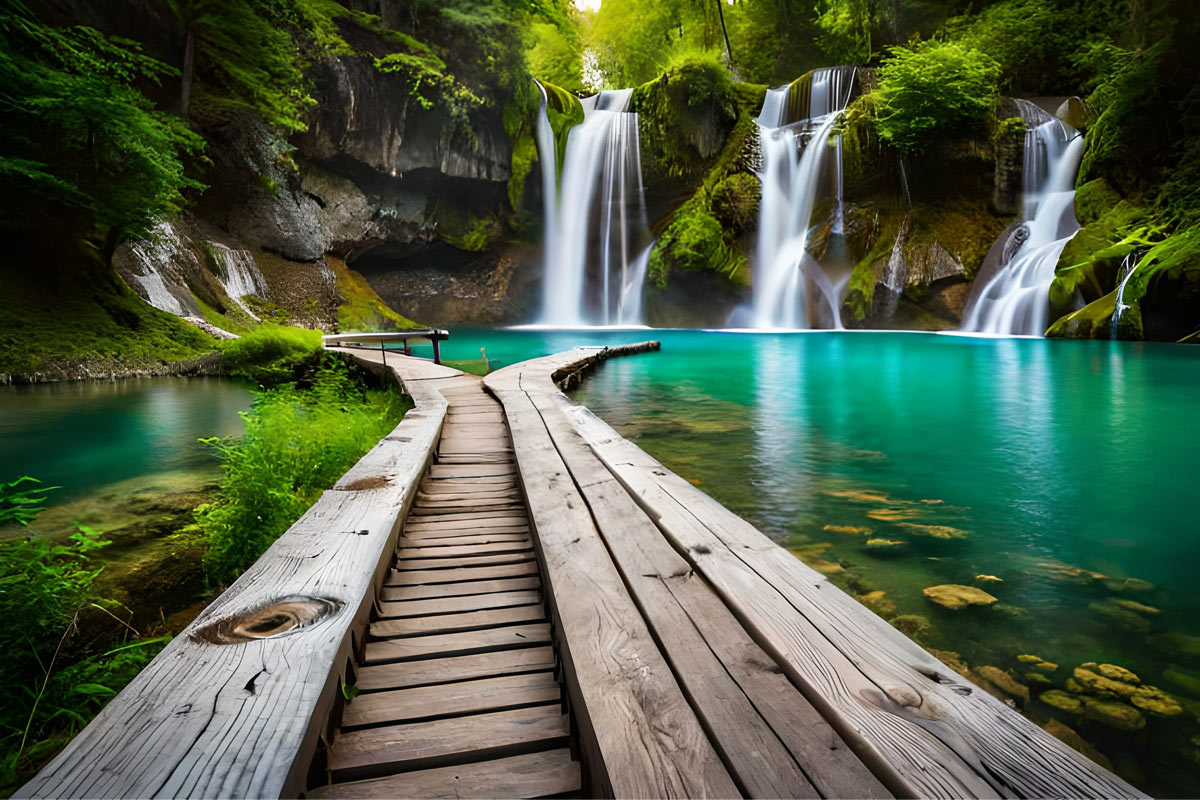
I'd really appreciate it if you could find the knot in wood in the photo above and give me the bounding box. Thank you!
[192,595,343,645]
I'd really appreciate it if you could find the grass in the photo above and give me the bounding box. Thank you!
[327,257,425,332]
[220,323,324,386]
[443,358,491,376]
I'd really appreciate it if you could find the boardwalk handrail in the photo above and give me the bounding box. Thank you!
[484,344,1144,800]
[17,353,450,800]
[323,329,450,364]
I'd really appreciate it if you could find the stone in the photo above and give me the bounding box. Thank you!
[1113,599,1161,615]
[865,537,905,548]
[1065,677,1086,693]
[922,584,999,610]
[1163,666,1200,695]
[1036,561,1108,585]
[867,507,925,522]
[1041,718,1113,771]
[991,603,1030,619]
[1018,654,1058,671]
[1095,663,1140,684]
[975,666,1030,703]
[1082,697,1146,731]
[891,614,931,637]
[858,590,896,618]
[823,524,872,535]
[1129,686,1183,716]
[974,574,1003,583]
[1151,632,1200,660]
[926,648,971,678]
[900,523,969,539]
[1040,689,1085,714]
[1073,665,1139,698]
[1104,577,1156,593]
[1025,671,1052,685]
[1089,601,1152,633]
[824,489,891,504]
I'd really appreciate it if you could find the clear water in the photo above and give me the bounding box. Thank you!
[0,377,250,504]
[411,327,1200,794]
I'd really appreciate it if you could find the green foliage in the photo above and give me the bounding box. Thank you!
[0,5,205,241]
[541,79,585,172]
[710,172,760,232]
[197,357,407,584]
[527,20,583,92]
[586,0,726,87]
[870,39,1000,156]
[814,0,883,64]
[220,324,324,387]
[0,477,58,526]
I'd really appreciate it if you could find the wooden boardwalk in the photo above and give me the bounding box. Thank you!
[310,373,579,798]
[18,342,1144,800]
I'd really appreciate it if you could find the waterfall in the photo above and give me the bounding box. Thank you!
[962,112,1084,335]
[538,88,650,326]
[751,67,856,329]
[126,221,190,316]
[1111,250,1143,338]
[208,243,267,320]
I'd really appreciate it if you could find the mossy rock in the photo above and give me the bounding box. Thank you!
[974,665,1029,703]
[922,584,999,610]
[1162,666,1200,696]
[1045,292,1126,339]
[1073,665,1140,698]
[891,614,931,637]
[1113,599,1160,616]
[710,172,761,233]
[1105,577,1156,593]
[1129,685,1183,716]
[1049,199,1148,320]
[1074,178,1124,226]
[857,590,897,619]
[926,647,972,678]
[1041,689,1085,715]
[1082,697,1146,732]
[1026,671,1053,685]
[1088,600,1152,633]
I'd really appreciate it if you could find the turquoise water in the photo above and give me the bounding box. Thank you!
[0,377,250,504]
[414,328,1200,794]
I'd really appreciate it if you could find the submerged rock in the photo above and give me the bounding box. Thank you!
[1036,560,1108,585]
[867,507,925,522]
[975,666,1030,703]
[1025,671,1052,685]
[1083,697,1146,731]
[824,489,892,504]
[1163,666,1200,695]
[1041,689,1085,714]
[1089,600,1152,633]
[865,537,905,548]
[891,614,931,637]
[823,524,872,535]
[974,574,1003,583]
[1113,598,1161,616]
[1018,654,1058,672]
[923,584,999,610]
[1129,686,1183,716]
[1104,577,1156,593]
[857,590,897,618]
[926,647,972,678]
[900,523,969,539]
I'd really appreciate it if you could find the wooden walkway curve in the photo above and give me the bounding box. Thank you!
[17,341,1145,800]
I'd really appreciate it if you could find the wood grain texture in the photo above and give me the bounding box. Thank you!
[380,576,541,602]
[307,749,579,800]
[546,368,1145,800]
[326,706,571,780]
[363,623,552,665]
[484,384,740,799]
[370,604,546,638]
[341,671,560,728]
[377,589,542,620]
[353,648,558,693]
[17,349,452,800]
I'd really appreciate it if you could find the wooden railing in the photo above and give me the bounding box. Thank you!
[323,330,450,365]
[17,354,446,800]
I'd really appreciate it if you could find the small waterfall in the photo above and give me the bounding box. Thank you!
[208,243,267,320]
[126,221,190,316]
[1111,250,1143,338]
[751,67,856,329]
[538,88,650,326]
[962,112,1085,335]
[535,84,559,308]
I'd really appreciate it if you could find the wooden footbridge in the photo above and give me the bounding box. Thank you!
[18,341,1143,799]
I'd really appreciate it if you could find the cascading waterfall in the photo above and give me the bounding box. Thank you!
[538,88,650,326]
[962,108,1085,335]
[126,221,190,316]
[1111,250,1144,338]
[208,243,268,320]
[751,67,856,329]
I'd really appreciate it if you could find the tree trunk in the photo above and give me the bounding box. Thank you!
[715,0,734,64]
[180,27,195,119]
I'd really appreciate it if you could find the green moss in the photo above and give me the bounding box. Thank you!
[0,247,216,379]
[1074,178,1124,226]
[845,217,902,321]
[711,172,760,233]
[540,79,584,172]
[439,212,503,253]
[327,257,423,331]
[194,296,257,337]
[1050,200,1151,315]
[256,174,280,197]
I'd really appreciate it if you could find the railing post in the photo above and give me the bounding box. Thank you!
[432,338,442,365]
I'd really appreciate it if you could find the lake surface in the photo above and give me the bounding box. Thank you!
[0,376,250,504]
[416,328,1200,794]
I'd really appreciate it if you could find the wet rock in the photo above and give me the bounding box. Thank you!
[824,489,892,504]
[974,574,1003,583]
[1089,600,1152,633]
[891,615,931,637]
[991,603,1030,619]
[1065,677,1086,693]
[1093,663,1141,684]
[1042,718,1113,771]
[868,507,925,522]
[1036,560,1108,585]
[1025,671,1052,685]
[923,584,999,610]
[1104,577,1156,593]
[1018,654,1058,672]
[1128,685,1183,716]
[1073,664,1139,698]
[1082,697,1146,731]
[1162,666,1200,695]
[858,590,896,618]
[1113,598,1161,616]
[1151,632,1200,660]
[823,524,872,535]
[865,537,905,548]
[926,647,972,678]
[1041,689,1085,714]
[899,523,969,539]
[974,666,1030,703]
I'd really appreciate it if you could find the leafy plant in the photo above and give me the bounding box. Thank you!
[221,324,324,387]
[0,477,59,526]
[197,357,407,584]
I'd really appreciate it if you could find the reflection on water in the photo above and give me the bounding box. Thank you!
[427,327,1200,795]
[0,377,250,504]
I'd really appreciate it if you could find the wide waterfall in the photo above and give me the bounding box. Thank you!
[962,105,1085,335]
[208,243,268,320]
[538,89,650,327]
[750,66,856,329]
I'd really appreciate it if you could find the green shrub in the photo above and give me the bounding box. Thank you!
[871,39,1000,156]
[197,357,407,584]
[711,172,760,232]
[221,324,323,387]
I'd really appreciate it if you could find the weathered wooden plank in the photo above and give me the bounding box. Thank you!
[326,706,570,780]
[381,576,541,602]
[411,502,526,516]
[354,647,557,692]
[391,551,534,572]
[387,561,538,586]
[436,454,515,465]
[485,386,739,799]
[418,483,518,496]
[532,393,880,800]
[397,540,532,560]
[341,671,561,728]
[377,590,542,620]
[308,749,579,800]
[400,533,530,549]
[404,521,530,536]
[558,395,1144,799]
[371,604,546,639]
[405,509,527,524]
[363,624,552,665]
[402,526,532,542]
[429,465,515,479]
